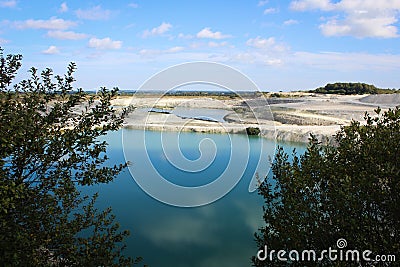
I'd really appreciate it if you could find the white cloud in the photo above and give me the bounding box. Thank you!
[189,42,202,49]
[246,36,275,49]
[166,46,184,53]
[196,27,231,39]
[284,19,299,25]
[290,0,333,11]
[139,46,184,57]
[208,41,228,47]
[88,37,122,50]
[0,0,16,8]
[246,36,288,54]
[258,0,269,7]
[128,2,138,8]
[59,2,68,13]
[75,5,111,20]
[320,13,399,38]
[263,7,278,14]
[266,58,283,65]
[290,0,400,38]
[232,51,285,66]
[138,49,152,56]
[178,33,194,39]
[0,38,10,44]
[42,45,59,55]
[234,52,254,63]
[233,36,289,66]
[47,30,87,40]
[336,0,400,11]
[14,17,76,30]
[142,22,172,38]
[186,41,230,49]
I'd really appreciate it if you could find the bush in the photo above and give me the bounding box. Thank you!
[246,127,261,136]
[254,107,400,266]
[0,47,140,266]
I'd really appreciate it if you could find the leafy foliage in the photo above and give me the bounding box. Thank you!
[254,107,400,266]
[310,82,398,95]
[0,48,140,266]
[246,127,261,136]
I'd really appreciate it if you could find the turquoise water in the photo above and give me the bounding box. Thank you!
[89,129,306,267]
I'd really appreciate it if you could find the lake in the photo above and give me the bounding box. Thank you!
[88,129,306,267]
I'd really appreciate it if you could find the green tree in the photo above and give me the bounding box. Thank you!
[312,82,381,95]
[0,48,141,266]
[254,107,400,266]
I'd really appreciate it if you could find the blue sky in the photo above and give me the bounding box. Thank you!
[1,0,400,91]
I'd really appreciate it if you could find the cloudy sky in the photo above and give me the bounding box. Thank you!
[1,0,400,91]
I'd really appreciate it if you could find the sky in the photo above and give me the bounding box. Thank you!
[1,0,400,91]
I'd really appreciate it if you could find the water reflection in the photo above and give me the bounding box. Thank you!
[89,129,306,267]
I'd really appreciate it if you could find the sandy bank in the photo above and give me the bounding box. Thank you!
[115,93,399,143]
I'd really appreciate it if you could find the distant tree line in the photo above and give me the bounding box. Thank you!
[310,82,398,95]
[165,90,242,97]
